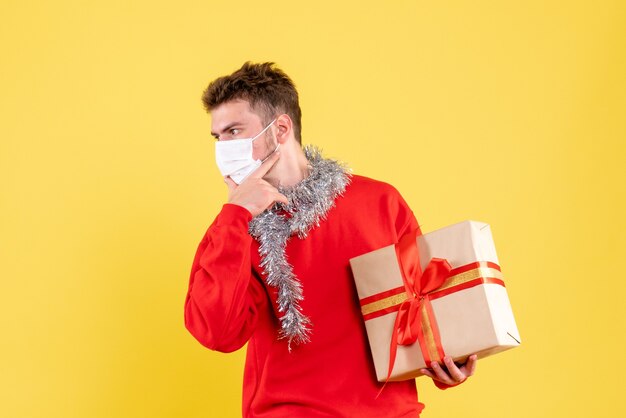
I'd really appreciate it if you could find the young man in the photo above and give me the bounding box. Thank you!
[183,62,477,417]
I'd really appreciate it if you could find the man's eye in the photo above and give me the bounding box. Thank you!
[230,128,239,136]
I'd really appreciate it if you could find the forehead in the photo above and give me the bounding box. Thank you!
[210,99,262,132]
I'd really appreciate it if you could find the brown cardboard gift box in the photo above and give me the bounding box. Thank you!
[349,220,521,382]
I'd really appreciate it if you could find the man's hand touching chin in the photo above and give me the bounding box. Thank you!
[225,151,288,217]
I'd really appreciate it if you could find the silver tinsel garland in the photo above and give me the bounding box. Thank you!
[249,145,352,351]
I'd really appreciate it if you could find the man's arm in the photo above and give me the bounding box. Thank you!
[183,152,287,352]
[184,204,265,352]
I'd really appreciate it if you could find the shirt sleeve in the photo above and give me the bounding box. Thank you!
[183,203,268,353]
[392,187,421,239]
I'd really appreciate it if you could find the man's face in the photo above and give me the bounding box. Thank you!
[210,99,276,161]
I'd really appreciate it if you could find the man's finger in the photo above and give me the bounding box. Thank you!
[273,191,289,206]
[465,354,478,377]
[224,176,237,192]
[254,180,288,205]
[443,356,465,382]
[430,361,454,385]
[261,192,288,213]
[249,150,281,179]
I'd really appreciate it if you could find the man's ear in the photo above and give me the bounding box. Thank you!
[275,114,293,144]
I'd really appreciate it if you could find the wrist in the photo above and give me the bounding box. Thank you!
[216,203,253,227]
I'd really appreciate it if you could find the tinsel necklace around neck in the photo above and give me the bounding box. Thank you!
[248,145,352,351]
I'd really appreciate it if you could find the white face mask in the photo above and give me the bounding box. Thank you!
[215,119,278,184]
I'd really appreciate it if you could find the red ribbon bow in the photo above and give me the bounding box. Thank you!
[378,229,452,397]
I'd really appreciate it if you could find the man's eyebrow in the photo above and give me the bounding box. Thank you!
[211,122,242,138]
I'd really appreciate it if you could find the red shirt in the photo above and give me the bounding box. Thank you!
[184,175,447,417]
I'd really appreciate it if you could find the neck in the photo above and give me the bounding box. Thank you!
[265,141,310,188]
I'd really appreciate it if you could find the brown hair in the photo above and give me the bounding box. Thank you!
[202,62,303,143]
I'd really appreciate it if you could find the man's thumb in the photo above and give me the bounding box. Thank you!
[224,176,237,192]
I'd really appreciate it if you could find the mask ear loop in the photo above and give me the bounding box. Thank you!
[251,118,277,142]
[259,118,280,163]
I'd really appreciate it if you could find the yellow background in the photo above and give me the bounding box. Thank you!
[1,1,624,417]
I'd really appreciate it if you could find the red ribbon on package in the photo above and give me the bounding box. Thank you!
[387,229,451,385]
